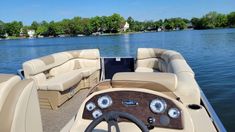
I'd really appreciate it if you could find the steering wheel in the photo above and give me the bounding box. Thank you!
[85,111,149,132]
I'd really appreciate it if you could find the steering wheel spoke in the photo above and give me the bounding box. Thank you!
[107,120,120,132]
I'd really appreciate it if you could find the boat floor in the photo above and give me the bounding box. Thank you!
[40,89,90,132]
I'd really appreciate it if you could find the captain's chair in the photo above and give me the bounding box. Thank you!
[0,74,43,132]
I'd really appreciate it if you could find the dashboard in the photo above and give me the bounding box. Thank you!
[82,91,183,129]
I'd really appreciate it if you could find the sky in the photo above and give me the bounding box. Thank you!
[0,0,235,25]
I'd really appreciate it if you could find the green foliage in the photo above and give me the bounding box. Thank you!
[31,21,39,31]
[36,21,49,36]
[227,12,235,27]
[21,26,30,36]
[5,21,23,36]
[1,11,235,38]
[47,21,63,36]
[107,13,125,33]
[0,20,6,37]
[127,17,135,31]
[191,11,231,29]
[90,16,102,32]
[164,18,187,30]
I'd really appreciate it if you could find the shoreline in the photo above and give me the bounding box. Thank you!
[0,28,234,41]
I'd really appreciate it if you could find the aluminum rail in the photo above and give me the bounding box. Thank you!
[200,90,227,132]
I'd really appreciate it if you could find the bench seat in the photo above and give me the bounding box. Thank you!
[23,49,101,110]
[135,48,201,104]
[38,70,83,91]
[78,67,100,78]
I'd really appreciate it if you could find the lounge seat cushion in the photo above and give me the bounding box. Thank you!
[38,70,82,91]
[77,67,99,78]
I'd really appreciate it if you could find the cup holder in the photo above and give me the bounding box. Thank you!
[188,104,201,110]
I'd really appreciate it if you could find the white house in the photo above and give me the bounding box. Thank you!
[122,22,129,32]
[27,30,35,38]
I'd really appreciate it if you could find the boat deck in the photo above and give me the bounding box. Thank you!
[40,89,90,132]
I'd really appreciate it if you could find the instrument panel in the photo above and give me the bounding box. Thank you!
[82,91,183,129]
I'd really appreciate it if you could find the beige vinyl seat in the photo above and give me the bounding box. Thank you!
[112,72,177,92]
[0,74,42,132]
[135,48,201,104]
[0,74,21,111]
[23,49,101,110]
[38,70,83,91]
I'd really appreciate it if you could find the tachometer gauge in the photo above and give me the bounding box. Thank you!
[92,109,102,119]
[97,95,113,109]
[86,102,96,111]
[150,99,167,113]
[168,108,180,118]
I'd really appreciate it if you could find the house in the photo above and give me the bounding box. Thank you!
[122,22,129,32]
[157,28,162,32]
[27,30,35,38]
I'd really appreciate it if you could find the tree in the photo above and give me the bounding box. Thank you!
[0,20,6,37]
[80,18,93,35]
[143,21,156,31]
[90,16,102,32]
[107,13,125,33]
[164,19,174,30]
[5,21,23,36]
[173,18,187,29]
[36,21,48,36]
[191,12,229,29]
[215,14,228,27]
[21,26,30,36]
[227,12,235,27]
[100,16,109,32]
[31,21,39,31]
[154,20,163,30]
[127,17,135,31]
[191,17,203,29]
[47,21,63,36]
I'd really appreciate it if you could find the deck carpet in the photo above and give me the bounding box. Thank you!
[40,89,90,132]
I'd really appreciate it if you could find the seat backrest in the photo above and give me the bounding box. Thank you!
[136,48,194,76]
[136,48,200,104]
[0,74,21,111]
[23,49,100,88]
[112,72,178,92]
[0,77,42,132]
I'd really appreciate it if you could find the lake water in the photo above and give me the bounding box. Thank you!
[0,29,235,131]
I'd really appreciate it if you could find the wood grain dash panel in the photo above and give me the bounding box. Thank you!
[82,91,183,129]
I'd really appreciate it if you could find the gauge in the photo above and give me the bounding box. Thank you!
[86,102,96,111]
[92,109,102,119]
[97,95,113,109]
[168,108,180,118]
[150,98,167,113]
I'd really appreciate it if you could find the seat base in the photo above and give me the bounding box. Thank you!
[38,80,84,110]
[38,70,100,110]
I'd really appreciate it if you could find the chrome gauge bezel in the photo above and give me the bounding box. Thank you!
[86,102,96,111]
[150,98,167,113]
[97,95,113,109]
[168,108,181,119]
[92,109,103,119]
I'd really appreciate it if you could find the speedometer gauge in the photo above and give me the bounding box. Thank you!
[97,95,113,109]
[150,98,167,113]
